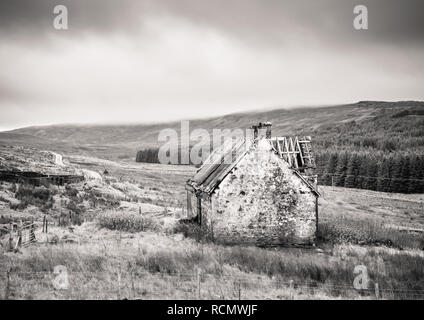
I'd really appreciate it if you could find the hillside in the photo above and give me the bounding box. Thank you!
[3,101,423,153]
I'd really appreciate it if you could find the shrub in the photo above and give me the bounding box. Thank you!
[64,186,79,197]
[16,185,53,201]
[135,250,205,274]
[173,220,204,241]
[98,211,160,233]
[11,185,55,212]
[67,199,85,215]
[0,195,10,203]
[317,217,424,250]
[9,183,17,193]
[83,189,120,208]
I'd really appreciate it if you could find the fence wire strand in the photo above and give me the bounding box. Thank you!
[1,269,424,300]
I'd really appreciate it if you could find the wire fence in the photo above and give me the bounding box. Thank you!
[1,269,424,300]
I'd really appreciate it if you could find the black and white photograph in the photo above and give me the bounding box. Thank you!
[0,0,423,307]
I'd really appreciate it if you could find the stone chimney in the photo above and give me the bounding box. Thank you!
[251,122,272,140]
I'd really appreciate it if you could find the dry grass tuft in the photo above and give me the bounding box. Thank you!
[97,211,161,233]
[318,217,424,250]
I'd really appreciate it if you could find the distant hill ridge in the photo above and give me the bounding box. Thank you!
[3,101,424,149]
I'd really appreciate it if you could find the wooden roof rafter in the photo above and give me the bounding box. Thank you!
[271,136,315,170]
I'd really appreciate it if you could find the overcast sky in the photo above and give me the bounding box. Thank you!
[0,0,423,131]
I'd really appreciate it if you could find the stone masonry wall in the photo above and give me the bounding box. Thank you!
[205,140,317,246]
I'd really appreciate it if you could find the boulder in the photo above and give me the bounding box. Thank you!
[60,234,80,244]
[37,233,59,244]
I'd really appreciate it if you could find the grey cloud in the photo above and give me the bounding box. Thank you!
[161,0,424,47]
[0,0,423,47]
[0,0,147,41]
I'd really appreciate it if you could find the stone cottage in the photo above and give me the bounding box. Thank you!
[185,122,319,246]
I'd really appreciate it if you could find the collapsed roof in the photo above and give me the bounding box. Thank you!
[187,131,319,196]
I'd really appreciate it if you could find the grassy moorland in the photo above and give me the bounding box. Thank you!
[0,154,423,300]
[1,222,423,300]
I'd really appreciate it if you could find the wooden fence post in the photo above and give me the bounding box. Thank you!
[43,215,48,233]
[130,271,135,300]
[197,268,201,300]
[289,280,294,300]
[4,269,10,300]
[17,220,22,248]
[30,219,36,244]
[8,222,13,252]
[117,267,122,300]
[375,283,380,300]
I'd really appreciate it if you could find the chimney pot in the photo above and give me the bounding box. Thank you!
[250,122,272,140]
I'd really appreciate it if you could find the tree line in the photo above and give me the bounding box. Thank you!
[136,147,202,166]
[315,151,424,194]
[136,148,159,163]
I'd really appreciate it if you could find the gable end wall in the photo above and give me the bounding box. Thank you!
[204,148,317,245]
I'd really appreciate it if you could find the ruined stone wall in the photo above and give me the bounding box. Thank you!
[206,140,317,246]
[186,190,198,219]
[186,189,213,229]
[0,170,84,186]
[200,197,212,232]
